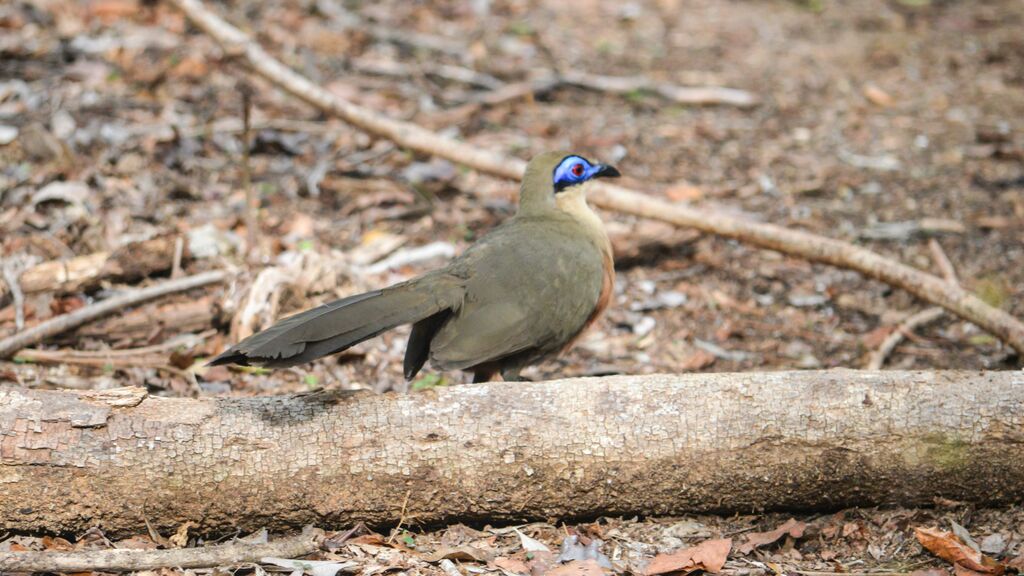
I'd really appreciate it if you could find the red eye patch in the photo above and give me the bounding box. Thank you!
[571,163,585,177]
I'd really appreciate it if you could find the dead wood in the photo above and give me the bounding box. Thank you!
[75,297,216,343]
[1,370,1022,536]
[162,0,1024,357]
[867,308,946,370]
[0,529,321,573]
[557,70,760,107]
[0,270,228,358]
[0,235,190,300]
[867,240,960,370]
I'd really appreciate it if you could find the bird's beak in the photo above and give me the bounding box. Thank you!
[592,164,621,179]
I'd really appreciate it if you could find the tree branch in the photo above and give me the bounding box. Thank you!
[0,530,321,573]
[0,270,229,358]
[164,0,1024,358]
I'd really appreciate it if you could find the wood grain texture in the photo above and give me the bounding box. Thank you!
[1,370,1022,536]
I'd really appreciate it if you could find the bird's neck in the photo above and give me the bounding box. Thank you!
[554,182,610,255]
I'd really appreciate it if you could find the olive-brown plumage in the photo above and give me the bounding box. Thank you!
[210,151,619,381]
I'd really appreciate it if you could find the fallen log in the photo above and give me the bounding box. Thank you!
[1,370,1022,536]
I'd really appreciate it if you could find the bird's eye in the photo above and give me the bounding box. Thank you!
[571,163,585,177]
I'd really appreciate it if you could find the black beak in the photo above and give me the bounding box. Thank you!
[593,164,621,179]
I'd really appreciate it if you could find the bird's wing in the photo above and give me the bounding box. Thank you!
[428,219,605,371]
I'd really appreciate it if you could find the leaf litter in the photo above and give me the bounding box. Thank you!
[2,0,1024,573]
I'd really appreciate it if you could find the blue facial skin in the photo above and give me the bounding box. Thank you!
[552,156,621,192]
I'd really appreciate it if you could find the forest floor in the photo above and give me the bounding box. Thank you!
[1,0,1023,573]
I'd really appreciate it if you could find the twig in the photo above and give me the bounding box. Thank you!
[171,236,185,279]
[1,257,29,331]
[388,490,413,543]
[867,308,946,370]
[240,83,258,261]
[12,348,197,381]
[928,238,958,284]
[559,70,760,107]
[350,58,503,90]
[425,77,559,126]
[0,270,229,359]
[793,571,913,576]
[428,70,757,126]
[180,117,342,139]
[867,240,960,370]
[164,0,1024,358]
[12,331,214,374]
[321,0,755,107]
[315,0,464,58]
[0,530,321,573]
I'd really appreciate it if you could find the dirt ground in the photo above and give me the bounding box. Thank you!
[1,0,1023,573]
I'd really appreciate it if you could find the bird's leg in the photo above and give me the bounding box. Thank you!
[500,367,528,382]
[472,369,497,383]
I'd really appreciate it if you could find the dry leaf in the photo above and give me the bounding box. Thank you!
[168,521,196,548]
[87,0,139,21]
[645,538,732,575]
[548,559,609,575]
[41,536,74,551]
[738,519,806,554]
[914,527,1003,575]
[422,545,494,563]
[955,565,989,576]
[516,529,551,552]
[115,535,160,550]
[680,349,716,371]
[169,55,209,79]
[1005,556,1024,571]
[348,533,387,546]
[493,556,531,574]
[863,84,894,107]
[665,183,704,202]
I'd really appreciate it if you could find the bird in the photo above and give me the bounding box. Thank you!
[209,151,620,382]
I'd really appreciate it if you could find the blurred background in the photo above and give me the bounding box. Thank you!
[0,0,1022,398]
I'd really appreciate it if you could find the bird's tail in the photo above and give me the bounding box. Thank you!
[208,274,461,368]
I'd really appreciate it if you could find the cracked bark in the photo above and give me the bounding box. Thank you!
[1,370,1022,536]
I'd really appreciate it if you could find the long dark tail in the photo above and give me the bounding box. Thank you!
[209,275,461,369]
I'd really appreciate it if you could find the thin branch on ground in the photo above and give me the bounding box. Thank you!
[0,270,229,359]
[928,238,959,285]
[319,0,757,107]
[867,240,961,370]
[240,83,259,262]
[350,57,503,90]
[171,236,185,279]
[12,330,214,378]
[315,0,465,57]
[28,329,217,358]
[0,529,321,573]
[1,257,30,331]
[164,0,1024,357]
[867,308,947,370]
[558,70,760,107]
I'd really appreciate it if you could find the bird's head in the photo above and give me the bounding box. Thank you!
[519,151,620,214]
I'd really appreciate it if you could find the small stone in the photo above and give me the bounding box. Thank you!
[797,354,822,369]
[51,109,76,140]
[632,316,656,337]
[0,125,17,145]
